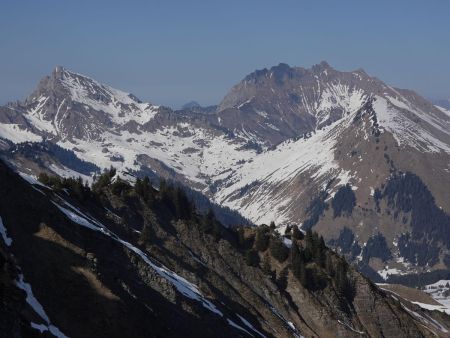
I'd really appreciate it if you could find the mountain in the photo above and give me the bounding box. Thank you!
[181,101,201,110]
[1,159,449,337]
[1,63,450,285]
[215,61,366,146]
[176,102,218,115]
[0,66,163,142]
[433,98,450,110]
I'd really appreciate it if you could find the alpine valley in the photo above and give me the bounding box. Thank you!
[1,62,450,337]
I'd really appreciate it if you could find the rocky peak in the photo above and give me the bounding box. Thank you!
[7,66,164,143]
[216,62,376,145]
[311,60,333,72]
[181,100,201,110]
[25,66,70,103]
[48,65,68,83]
[26,66,149,110]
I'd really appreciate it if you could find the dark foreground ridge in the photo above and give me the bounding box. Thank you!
[1,161,449,337]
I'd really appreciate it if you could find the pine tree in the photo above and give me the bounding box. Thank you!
[143,177,155,205]
[284,225,292,236]
[237,227,246,247]
[305,229,314,246]
[276,267,289,291]
[335,260,354,300]
[290,241,301,264]
[297,262,307,287]
[200,209,215,233]
[174,186,192,220]
[245,249,260,267]
[111,177,131,196]
[159,179,168,196]
[135,177,144,196]
[212,221,223,241]
[269,221,276,230]
[38,172,50,185]
[290,242,308,286]
[292,225,304,240]
[270,236,289,263]
[255,227,270,251]
[92,167,116,193]
[319,235,326,251]
[325,252,334,276]
[314,235,326,267]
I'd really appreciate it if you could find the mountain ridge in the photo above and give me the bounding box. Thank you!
[1,158,449,337]
[0,62,449,284]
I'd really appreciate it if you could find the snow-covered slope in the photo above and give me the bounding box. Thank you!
[18,66,160,141]
[1,64,449,218]
[1,63,450,278]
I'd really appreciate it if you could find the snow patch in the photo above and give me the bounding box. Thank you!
[377,266,405,280]
[236,314,267,338]
[0,216,12,246]
[374,96,450,153]
[15,273,68,337]
[0,124,42,143]
[227,318,253,336]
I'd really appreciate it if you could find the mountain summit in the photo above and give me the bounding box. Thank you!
[215,62,450,147]
[1,63,450,284]
[11,66,160,142]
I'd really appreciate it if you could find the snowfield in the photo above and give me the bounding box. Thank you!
[1,67,449,228]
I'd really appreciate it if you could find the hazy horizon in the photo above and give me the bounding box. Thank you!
[1,0,449,109]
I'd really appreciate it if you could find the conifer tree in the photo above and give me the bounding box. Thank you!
[174,186,191,220]
[297,262,307,287]
[305,229,314,246]
[212,221,223,241]
[284,225,292,236]
[276,267,289,291]
[325,252,334,276]
[245,249,260,267]
[270,235,289,262]
[290,242,308,286]
[335,260,354,300]
[200,209,215,233]
[255,227,270,251]
[237,227,246,247]
[135,177,144,196]
[292,225,304,240]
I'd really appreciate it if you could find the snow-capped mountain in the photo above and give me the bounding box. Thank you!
[0,66,161,142]
[1,63,450,282]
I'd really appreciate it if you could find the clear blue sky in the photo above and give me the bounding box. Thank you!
[1,0,449,108]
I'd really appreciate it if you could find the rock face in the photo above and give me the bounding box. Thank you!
[0,62,450,282]
[0,160,449,337]
[216,61,367,145]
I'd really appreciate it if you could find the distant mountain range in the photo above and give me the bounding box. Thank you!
[1,62,450,286]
